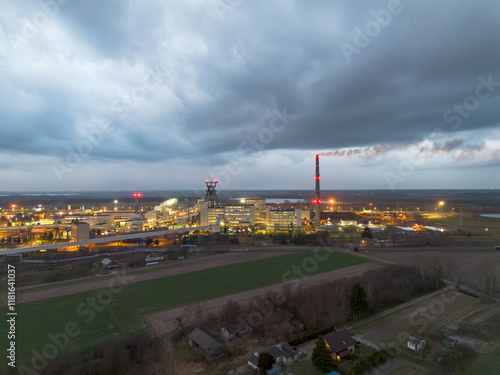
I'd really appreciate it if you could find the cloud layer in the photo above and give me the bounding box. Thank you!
[0,0,499,190]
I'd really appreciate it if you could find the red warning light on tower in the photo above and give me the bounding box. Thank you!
[314,176,320,180]
[133,192,142,198]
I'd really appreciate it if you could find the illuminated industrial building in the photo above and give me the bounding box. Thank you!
[245,198,267,224]
[224,204,255,229]
[266,208,302,233]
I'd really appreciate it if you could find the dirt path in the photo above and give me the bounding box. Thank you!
[16,251,295,304]
[148,262,381,335]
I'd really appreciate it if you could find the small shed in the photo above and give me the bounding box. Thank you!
[99,258,118,270]
[407,336,426,351]
[145,252,162,262]
[247,353,259,369]
[188,328,225,361]
[220,322,252,340]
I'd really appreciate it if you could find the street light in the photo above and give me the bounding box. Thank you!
[114,200,118,211]
[439,201,445,213]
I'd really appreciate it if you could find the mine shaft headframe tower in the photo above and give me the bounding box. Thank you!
[314,154,321,224]
[205,179,220,208]
[133,192,142,213]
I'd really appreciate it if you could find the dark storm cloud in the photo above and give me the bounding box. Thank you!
[0,0,499,170]
[171,0,500,157]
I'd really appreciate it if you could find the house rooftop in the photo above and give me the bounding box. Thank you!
[324,329,356,354]
[262,342,296,360]
[248,354,259,367]
[224,321,250,335]
[100,258,113,266]
[407,336,425,345]
[189,328,223,354]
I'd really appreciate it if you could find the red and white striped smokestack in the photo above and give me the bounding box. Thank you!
[314,154,321,224]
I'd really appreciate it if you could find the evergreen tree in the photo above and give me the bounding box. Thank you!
[350,283,369,319]
[312,336,336,372]
[258,352,274,374]
[361,226,373,239]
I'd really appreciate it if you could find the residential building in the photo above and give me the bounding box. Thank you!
[262,342,298,365]
[324,329,356,362]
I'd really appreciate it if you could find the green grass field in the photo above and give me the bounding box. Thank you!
[0,251,365,368]
[466,343,500,374]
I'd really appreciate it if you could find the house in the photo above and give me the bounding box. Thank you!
[262,342,298,365]
[247,342,297,370]
[99,258,118,270]
[145,252,162,262]
[220,322,252,340]
[407,336,426,351]
[324,329,356,362]
[188,328,225,361]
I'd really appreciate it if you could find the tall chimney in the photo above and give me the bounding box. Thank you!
[314,155,321,224]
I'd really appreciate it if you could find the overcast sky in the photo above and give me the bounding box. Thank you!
[0,0,499,191]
